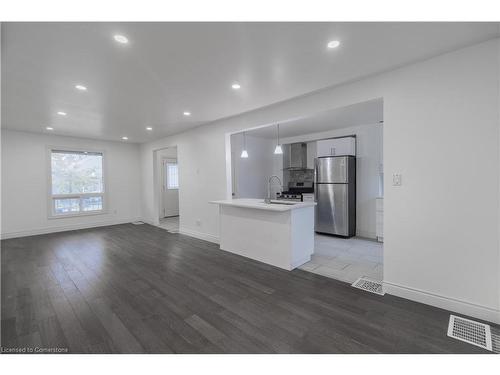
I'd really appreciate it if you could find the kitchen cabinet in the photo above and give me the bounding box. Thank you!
[376,197,383,242]
[316,137,356,157]
[210,199,316,270]
[306,142,317,169]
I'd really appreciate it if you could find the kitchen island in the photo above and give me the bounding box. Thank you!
[210,198,316,270]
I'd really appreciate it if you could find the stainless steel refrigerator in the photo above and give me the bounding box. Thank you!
[315,156,356,237]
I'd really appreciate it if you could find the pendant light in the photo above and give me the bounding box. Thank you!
[274,124,283,154]
[240,132,249,158]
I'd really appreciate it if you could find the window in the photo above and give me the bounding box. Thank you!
[49,149,105,216]
[166,162,179,189]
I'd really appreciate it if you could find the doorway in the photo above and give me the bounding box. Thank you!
[156,147,180,233]
[162,157,179,217]
[227,98,384,284]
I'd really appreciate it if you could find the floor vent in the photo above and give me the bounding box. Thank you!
[132,221,145,225]
[351,277,385,296]
[492,331,500,354]
[447,315,492,351]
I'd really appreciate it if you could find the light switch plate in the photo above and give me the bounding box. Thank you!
[392,173,402,186]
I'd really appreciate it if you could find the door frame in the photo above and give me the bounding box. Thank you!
[152,146,179,226]
[161,157,179,218]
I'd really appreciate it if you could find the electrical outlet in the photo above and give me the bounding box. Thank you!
[196,219,201,226]
[392,173,402,186]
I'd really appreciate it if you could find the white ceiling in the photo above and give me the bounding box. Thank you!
[2,22,499,143]
[246,98,383,139]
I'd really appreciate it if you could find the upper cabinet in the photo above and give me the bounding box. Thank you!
[316,137,356,157]
[306,141,317,169]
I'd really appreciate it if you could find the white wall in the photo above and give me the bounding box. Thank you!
[1,130,142,238]
[140,39,500,323]
[230,133,282,199]
[280,123,383,239]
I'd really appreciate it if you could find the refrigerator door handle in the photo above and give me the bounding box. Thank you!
[314,158,319,201]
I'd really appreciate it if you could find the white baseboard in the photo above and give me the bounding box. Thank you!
[139,218,156,226]
[355,230,377,240]
[179,227,220,244]
[384,280,500,325]
[0,218,141,240]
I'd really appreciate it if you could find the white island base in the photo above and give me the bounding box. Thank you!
[210,199,316,271]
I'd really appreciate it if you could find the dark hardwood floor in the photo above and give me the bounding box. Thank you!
[0,223,492,353]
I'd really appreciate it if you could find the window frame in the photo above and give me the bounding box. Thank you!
[165,161,179,190]
[47,146,108,219]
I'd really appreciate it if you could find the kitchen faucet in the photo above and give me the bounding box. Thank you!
[265,175,282,204]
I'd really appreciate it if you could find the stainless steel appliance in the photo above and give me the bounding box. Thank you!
[282,143,307,170]
[315,156,356,237]
[277,181,314,202]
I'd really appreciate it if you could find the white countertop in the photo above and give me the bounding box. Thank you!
[210,198,316,212]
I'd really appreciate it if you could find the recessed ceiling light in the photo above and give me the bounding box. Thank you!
[183,111,191,116]
[146,127,153,131]
[231,83,241,90]
[57,111,67,116]
[46,126,54,131]
[75,84,87,91]
[114,35,129,44]
[327,40,340,49]
[121,136,128,140]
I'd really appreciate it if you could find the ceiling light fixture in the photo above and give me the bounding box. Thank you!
[46,126,54,131]
[274,124,283,155]
[114,34,129,44]
[327,40,340,49]
[75,84,87,91]
[183,111,191,116]
[231,83,241,90]
[146,127,153,131]
[241,132,249,158]
[57,111,67,116]
[121,136,128,140]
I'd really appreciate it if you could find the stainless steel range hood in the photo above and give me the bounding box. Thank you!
[283,143,308,170]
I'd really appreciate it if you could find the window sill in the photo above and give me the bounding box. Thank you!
[48,210,108,220]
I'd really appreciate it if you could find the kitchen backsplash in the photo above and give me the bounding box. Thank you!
[287,169,315,183]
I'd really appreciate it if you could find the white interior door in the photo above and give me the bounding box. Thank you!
[162,158,179,217]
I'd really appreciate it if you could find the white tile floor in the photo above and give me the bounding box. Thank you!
[299,234,383,283]
[157,216,180,233]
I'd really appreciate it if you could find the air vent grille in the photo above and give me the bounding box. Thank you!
[492,330,500,353]
[351,277,385,295]
[447,315,492,351]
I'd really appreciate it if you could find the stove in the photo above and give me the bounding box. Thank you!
[276,181,314,202]
[277,192,303,202]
